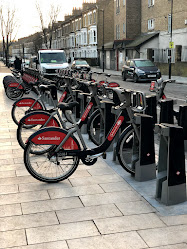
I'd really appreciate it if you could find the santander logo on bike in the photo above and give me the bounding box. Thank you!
[107,116,124,141]
[81,102,93,121]
[37,136,60,141]
[27,118,45,122]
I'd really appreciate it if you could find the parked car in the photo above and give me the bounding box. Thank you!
[122,59,161,82]
[71,59,91,72]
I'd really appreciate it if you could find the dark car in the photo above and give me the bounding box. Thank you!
[71,59,90,72]
[122,59,161,82]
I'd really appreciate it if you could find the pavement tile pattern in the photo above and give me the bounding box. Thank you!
[0,63,187,248]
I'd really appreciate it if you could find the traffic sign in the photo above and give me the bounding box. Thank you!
[169,42,174,48]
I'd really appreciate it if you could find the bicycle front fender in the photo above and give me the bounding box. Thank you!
[20,111,60,127]
[28,127,80,150]
[13,97,44,110]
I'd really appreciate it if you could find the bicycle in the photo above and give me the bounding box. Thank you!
[4,70,33,100]
[149,78,179,120]
[23,87,148,182]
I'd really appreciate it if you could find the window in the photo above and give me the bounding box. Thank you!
[148,0,154,7]
[123,23,125,33]
[93,30,97,43]
[116,0,120,14]
[84,15,87,27]
[148,19,155,30]
[93,11,96,23]
[116,24,120,39]
[168,14,172,33]
[123,0,126,6]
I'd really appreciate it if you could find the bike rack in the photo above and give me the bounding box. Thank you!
[134,113,156,181]
[145,95,157,124]
[159,99,174,124]
[155,123,186,205]
[178,104,187,151]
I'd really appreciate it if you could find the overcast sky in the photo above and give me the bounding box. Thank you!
[1,0,92,40]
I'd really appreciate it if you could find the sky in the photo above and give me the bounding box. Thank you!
[0,0,94,40]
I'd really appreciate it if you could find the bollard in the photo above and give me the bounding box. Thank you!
[155,123,186,205]
[48,85,58,106]
[134,114,156,181]
[159,99,174,124]
[145,95,157,124]
[178,104,187,151]
[72,90,81,119]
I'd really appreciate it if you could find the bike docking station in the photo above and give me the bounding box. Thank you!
[133,113,156,182]
[155,123,186,205]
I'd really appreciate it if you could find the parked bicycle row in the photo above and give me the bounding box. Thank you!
[2,69,187,206]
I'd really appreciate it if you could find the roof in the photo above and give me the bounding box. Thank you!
[126,32,159,49]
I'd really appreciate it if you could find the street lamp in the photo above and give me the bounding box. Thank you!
[169,0,173,79]
[100,9,104,72]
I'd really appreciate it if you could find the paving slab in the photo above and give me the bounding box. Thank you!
[138,225,187,247]
[67,231,148,249]
[10,241,69,249]
[94,213,165,234]
[26,221,99,244]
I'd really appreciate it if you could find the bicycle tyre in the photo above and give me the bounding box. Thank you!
[24,141,79,183]
[11,99,45,125]
[5,86,24,100]
[116,125,139,175]
[87,109,105,146]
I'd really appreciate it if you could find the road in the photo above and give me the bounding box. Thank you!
[92,72,187,109]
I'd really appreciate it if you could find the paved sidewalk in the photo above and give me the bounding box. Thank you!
[91,67,187,84]
[0,63,187,248]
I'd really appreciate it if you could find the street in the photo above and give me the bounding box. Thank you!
[91,70,187,108]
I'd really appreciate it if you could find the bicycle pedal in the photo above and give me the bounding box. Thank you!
[102,152,106,159]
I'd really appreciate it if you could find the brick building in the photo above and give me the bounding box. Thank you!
[126,0,187,76]
[114,0,141,70]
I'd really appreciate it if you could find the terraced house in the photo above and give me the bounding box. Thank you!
[126,0,187,75]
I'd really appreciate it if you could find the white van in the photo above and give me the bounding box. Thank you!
[36,50,69,77]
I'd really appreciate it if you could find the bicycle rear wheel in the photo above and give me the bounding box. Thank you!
[24,142,79,182]
[117,125,139,175]
[87,109,105,146]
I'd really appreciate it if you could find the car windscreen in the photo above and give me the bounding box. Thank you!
[75,60,88,65]
[134,60,155,67]
[40,53,66,64]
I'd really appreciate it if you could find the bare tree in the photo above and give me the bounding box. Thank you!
[0,5,18,66]
[36,2,60,49]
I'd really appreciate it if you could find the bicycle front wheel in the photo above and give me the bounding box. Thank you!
[24,142,79,182]
[117,125,139,175]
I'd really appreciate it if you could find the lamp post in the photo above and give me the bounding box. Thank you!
[169,0,173,79]
[100,9,104,72]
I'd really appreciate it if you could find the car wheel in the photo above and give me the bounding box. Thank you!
[133,74,139,83]
[122,72,126,81]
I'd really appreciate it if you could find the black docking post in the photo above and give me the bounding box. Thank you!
[134,114,156,181]
[155,123,186,205]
